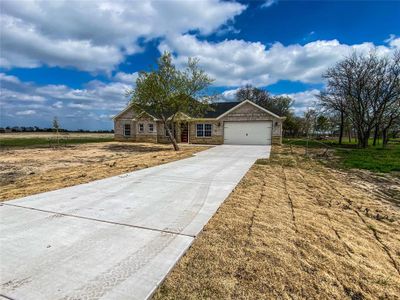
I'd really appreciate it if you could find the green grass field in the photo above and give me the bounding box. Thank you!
[283,138,400,173]
[0,133,114,148]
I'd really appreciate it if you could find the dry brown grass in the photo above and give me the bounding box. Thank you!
[0,142,208,201]
[153,146,400,300]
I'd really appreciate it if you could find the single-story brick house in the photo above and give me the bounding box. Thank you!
[113,100,284,145]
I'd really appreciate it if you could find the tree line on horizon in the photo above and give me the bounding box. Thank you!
[0,126,113,133]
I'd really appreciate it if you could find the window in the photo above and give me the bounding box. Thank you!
[148,123,154,132]
[124,124,131,136]
[196,123,212,137]
[204,124,212,137]
[138,123,144,133]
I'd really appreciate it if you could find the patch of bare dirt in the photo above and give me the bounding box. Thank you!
[153,146,400,300]
[0,142,208,201]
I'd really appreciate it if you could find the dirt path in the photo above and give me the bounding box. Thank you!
[0,142,208,201]
[153,146,400,300]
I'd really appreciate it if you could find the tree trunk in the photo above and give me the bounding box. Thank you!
[382,128,388,147]
[338,111,344,145]
[361,130,370,148]
[373,124,379,146]
[164,121,179,151]
[382,116,395,147]
[356,128,364,148]
[348,126,352,143]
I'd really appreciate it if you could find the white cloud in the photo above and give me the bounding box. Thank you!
[113,72,139,85]
[16,110,36,115]
[0,84,46,102]
[159,34,399,87]
[220,88,240,101]
[0,73,132,129]
[67,103,92,109]
[385,34,400,48]
[0,15,123,73]
[0,72,21,84]
[0,0,245,73]
[261,0,278,9]
[217,88,320,115]
[52,101,63,109]
[281,89,320,115]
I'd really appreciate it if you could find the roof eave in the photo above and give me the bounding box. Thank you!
[216,100,283,120]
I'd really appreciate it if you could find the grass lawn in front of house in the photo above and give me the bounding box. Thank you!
[283,138,400,173]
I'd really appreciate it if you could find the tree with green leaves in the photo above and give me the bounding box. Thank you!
[315,115,331,137]
[128,52,214,151]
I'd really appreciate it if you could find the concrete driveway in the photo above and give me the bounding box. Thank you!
[0,145,270,300]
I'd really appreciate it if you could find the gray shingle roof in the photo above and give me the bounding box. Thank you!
[203,101,240,118]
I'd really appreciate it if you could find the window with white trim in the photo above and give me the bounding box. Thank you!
[138,123,144,133]
[196,123,212,137]
[148,123,154,132]
[124,124,131,136]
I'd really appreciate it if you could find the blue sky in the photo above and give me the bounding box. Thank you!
[1,0,399,130]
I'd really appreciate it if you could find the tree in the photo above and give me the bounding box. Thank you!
[52,116,61,146]
[315,115,330,137]
[319,51,400,148]
[381,99,400,146]
[236,84,270,107]
[128,52,214,151]
[236,85,293,116]
[303,109,318,137]
[52,116,60,133]
[318,92,347,144]
[283,114,303,137]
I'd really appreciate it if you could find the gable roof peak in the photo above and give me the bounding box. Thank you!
[216,99,284,119]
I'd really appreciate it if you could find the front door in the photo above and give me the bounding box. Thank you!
[180,123,189,143]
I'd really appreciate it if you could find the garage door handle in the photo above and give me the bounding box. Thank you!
[246,133,248,136]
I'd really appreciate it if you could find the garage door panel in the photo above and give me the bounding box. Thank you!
[224,121,272,145]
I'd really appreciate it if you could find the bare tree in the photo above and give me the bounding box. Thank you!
[319,51,400,148]
[236,85,293,116]
[318,92,346,144]
[381,99,400,146]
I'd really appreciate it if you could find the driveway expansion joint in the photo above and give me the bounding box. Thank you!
[0,294,18,300]
[2,203,196,238]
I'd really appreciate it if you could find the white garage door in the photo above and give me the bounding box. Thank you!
[224,121,272,145]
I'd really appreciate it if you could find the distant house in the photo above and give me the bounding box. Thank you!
[113,100,284,145]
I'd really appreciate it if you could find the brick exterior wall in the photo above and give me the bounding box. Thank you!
[188,102,283,145]
[114,107,159,143]
[188,120,223,144]
[135,117,157,142]
[272,136,282,145]
[114,101,283,145]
